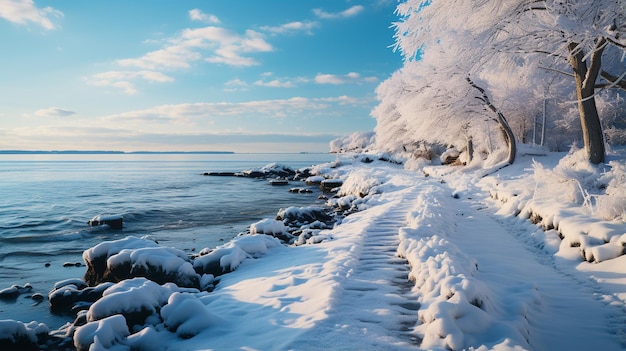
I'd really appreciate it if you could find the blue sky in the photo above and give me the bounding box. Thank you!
[0,0,402,152]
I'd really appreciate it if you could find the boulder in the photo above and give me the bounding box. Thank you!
[82,236,201,289]
[236,163,296,179]
[202,172,236,176]
[0,284,32,300]
[0,320,49,351]
[320,179,344,192]
[48,280,113,313]
[276,206,334,228]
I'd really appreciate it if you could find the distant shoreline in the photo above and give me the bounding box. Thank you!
[0,150,236,155]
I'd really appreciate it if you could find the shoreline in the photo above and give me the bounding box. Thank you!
[0,159,345,348]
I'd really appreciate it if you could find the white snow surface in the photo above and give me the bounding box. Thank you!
[59,147,626,350]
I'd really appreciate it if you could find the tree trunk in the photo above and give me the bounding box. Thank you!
[466,77,516,164]
[568,41,606,164]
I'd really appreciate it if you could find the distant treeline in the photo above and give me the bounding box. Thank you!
[0,150,235,154]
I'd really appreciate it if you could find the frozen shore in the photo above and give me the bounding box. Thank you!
[3,148,626,350]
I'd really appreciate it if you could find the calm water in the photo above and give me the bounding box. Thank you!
[0,153,335,327]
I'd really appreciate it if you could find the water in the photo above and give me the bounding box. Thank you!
[0,153,335,328]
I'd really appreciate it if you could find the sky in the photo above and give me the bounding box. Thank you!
[0,0,402,153]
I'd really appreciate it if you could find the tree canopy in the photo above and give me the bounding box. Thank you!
[372,0,626,164]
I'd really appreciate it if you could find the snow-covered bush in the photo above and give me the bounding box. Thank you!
[531,148,604,207]
[595,160,626,221]
[329,131,375,153]
[338,169,382,198]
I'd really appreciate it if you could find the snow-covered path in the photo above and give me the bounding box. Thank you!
[450,189,624,350]
[289,182,425,350]
[289,162,626,350]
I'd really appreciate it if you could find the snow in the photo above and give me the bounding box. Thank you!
[249,218,287,235]
[8,147,626,350]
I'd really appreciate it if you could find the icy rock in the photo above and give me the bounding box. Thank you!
[276,206,334,228]
[320,178,343,192]
[73,314,129,351]
[83,236,200,289]
[86,278,188,328]
[49,281,113,313]
[194,234,281,276]
[87,214,123,230]
[0,320,49,351]
[0,284,32,300]
[193,246,248,277]
[104,246,200,288]
[304,175,325,185]
[236,163,296,179]
[83,236,159,286]
[250,218,293,243]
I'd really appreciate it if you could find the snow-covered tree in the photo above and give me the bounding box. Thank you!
[390,0,626,164]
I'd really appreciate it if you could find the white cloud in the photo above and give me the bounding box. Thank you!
[188,9,220,24]
[0,0,63,30]
[34,107,76,117]
[225,78,248,87]
[85,70,174,95]
[260,21,318,35]
[313,5,364,19]
[101,96,370,124]
[254,79,296,88]
[314,72,378,85]
[117,26,273,70]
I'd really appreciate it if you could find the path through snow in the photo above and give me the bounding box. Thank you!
[289,162,625,350]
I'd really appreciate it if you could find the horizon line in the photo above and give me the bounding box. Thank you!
[0,150,236,155]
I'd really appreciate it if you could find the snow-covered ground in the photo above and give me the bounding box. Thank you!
[4,146,626,351]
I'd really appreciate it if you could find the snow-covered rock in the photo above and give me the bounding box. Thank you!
[237,163,296,179]
[193,234,282,276]
[0,320,48,351]
[161,292,223,338]
[83,236,200,289]
[73,314,129,351]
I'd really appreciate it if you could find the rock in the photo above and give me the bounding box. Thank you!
[236,163,296,179]
[305,176,325,185]
[87,215,123,230]
[320,179,343,192]
[30,293,45,303]
[289,187,313,193]
[276,206,334,228]
[269,179,289,186]
[48,281,113,313]
[0,320,49,351]
[193,246,247,277]
[440,147,461,165]
[202,172,236,176]
[85,239,200,289]
[0,284,33,300]
[293,167,313,181]
[83,236,160,287]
